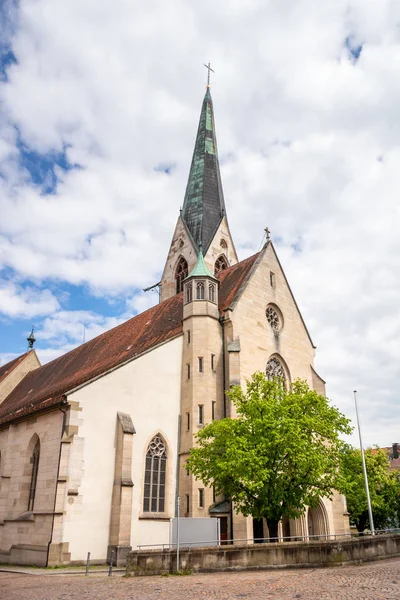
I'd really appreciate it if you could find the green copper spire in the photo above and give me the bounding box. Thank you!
[181,88,226,252]
[186,246,218,281]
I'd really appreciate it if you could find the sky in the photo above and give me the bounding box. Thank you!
[0,0,399,447]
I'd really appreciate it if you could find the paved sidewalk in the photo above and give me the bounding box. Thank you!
[0,564,124,576]
[1,557,400,599]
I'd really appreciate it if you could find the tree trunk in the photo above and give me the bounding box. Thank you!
[356,512,368,535]
[267,519,279,542]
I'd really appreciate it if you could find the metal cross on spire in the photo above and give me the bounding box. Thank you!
[203,62,215,87]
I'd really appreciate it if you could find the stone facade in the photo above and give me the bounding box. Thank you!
[0,408,64,565]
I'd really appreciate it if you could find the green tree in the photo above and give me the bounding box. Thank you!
[186,373,352,541]
[338,445,400,533]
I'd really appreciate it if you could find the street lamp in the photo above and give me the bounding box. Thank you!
[353,390,375,535]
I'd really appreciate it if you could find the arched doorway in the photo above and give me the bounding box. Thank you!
[307,502,328,540]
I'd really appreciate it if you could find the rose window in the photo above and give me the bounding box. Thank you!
[266,306,280,332]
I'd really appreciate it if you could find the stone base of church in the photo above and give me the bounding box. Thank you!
[107,544,132,566]
[0,543,48,566]
[47,541,71,566]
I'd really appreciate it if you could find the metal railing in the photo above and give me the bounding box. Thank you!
[137,527,400,552]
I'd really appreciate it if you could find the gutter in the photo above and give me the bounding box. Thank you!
[219,313,233,539]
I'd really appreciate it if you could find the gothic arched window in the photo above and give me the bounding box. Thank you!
[175,257,188,294]
[185,282,193,304]
[209,283,216,303]
[214,254,229,277]
[266,356,286,383]
[28,439,40,511]
[196,281,205,300]
[143,435,167,513]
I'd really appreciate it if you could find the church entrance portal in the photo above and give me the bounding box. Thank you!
[307,502,328,540]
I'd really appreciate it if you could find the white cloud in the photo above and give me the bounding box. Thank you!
[0,0,400,445]
[0,280,60,318]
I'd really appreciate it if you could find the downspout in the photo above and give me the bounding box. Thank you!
[46,397,68,567]
[219,314,233,540]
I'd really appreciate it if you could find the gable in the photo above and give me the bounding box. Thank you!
[230,242,315,348]
[0,351,41,404]
[226,242,317,386]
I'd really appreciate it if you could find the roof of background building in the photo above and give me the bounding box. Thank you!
[0,251,260,426]
[0,353,28,386]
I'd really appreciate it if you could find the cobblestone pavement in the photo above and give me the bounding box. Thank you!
[1,558,400,600]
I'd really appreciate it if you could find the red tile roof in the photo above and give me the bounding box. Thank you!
[0,353,28,386]
[218,251,260,312]
[0,251,261,426]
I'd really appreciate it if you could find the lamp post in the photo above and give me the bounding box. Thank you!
[353,390,375,535]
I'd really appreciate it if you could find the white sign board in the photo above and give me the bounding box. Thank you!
[170,517,220,548]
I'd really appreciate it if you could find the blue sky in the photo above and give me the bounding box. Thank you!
[1,0,400,446]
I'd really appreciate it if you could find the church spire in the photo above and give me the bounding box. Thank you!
[181,86,226,252]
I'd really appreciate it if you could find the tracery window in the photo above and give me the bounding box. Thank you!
[28,439,40,512]
[266,305,281,333]
[143,435,167,513]
[196,281,205,300]
[185,282,193,304]
[209,283,216,303]
[175,257,188,294]
[266,357,286,382]
[214,255,229,277]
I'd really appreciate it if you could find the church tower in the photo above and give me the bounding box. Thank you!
[160,86,238,302]
[179,248,223,517]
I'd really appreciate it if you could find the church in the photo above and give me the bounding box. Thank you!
[0,83,349,566]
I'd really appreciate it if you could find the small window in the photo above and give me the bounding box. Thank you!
[212,401,216,420]
[220,238,228,249]
[186,494,190,514]
[211,354,215,370]
[185,282,193,304]
[28,439,40,512]
[270,271,276,288]
[186,412,190,431]
[209,283,216,303]
[198,405,204,425]
[187,364,190,379]
[199,357,203,373]
[186,468,189,476]
[196,281,205,300]
[187,330,191,344]
[199,488,204,508]
[213,486,216,503]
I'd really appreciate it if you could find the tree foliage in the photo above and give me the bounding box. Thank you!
[338,445,400,532]
[186,373,352,539]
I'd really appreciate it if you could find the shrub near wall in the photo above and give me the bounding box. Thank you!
[126,534,400,576]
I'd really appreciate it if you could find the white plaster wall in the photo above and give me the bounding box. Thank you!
[62,336,182,561]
